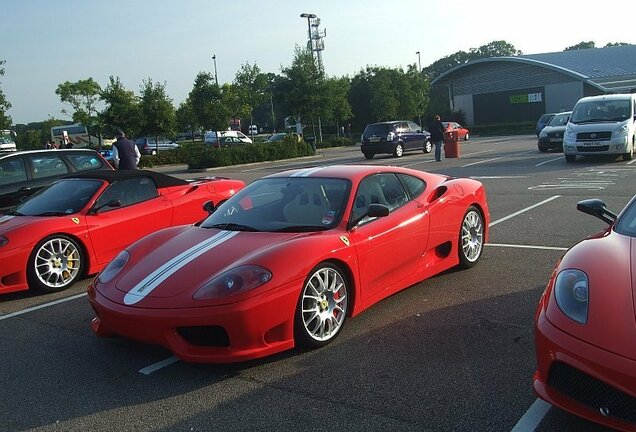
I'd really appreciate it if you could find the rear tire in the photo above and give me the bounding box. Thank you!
[458,207,484,269]
[393,143,404,158]
[423,140,433,153]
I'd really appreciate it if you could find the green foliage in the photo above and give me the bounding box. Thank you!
[315,136,355,148]
[55,78,102,131]
[423,40,522,81]
[175,98,198,137]
[564,41,595,51]
[14,118,66,150]
[100,76,141,137]
[189,72,230,131]
[280,46,323,125]
[0,60,12,129]
[139,78,176,139]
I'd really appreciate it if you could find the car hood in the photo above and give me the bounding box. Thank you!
[548,230,636,360]
[108,227,311,307]
[541,125,566,133]
[0,214,47,235]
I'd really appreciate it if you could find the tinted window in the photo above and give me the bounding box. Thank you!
[30,155,69,179]
[16,179,103,215]
[67,154,105,171]
[407,122,421,132]
[547,112,570,126]
[397,174,426,198]
[0,157,28,185]
[352,174,409,225]
[94,177,158,210]
[363,124,392,136]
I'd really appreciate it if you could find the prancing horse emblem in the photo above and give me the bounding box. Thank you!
[71,218,80,225]
[339,236,350,246]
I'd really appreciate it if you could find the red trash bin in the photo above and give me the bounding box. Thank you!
[444,130,460,158]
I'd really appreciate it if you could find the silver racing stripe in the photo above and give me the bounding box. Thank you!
[291,166,325,177]
[123,230,239,305]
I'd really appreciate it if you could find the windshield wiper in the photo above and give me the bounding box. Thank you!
[34,211,70,217]
[208,223,259,232]
[3,210,23,216]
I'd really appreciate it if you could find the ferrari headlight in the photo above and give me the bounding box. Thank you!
[193,265,272,300]
[0,235,8,247]
[97,250,129,284]
[614,124,629,138]
[554,269,589,324]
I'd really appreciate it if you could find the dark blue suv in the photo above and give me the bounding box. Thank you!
[360,121,432,159]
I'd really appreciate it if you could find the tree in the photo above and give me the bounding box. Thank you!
[605,42,631,47]
[0,60,12,129]
[564,41,596,51]
[100,76,141,138]
[189,72,230,132]
[280,46,323,132]
[138,78,176,145]
[320,76,353,135]
[232,62,269,130]
[55,78,102,144]
[175,98,199,141]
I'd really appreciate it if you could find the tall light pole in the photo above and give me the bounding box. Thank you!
[212,54,218,86]
[300,13,316,60]
[416,51,421,72]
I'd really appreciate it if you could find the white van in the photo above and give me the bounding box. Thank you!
[563,93,636,162]
[204,130,252,145]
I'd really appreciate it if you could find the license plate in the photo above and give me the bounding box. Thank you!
[369,137,381,142]
[579,141,601,147]
[549,138,562,142]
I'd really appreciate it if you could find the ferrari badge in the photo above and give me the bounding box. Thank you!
[339,236,350,246]
[71,218,80,225]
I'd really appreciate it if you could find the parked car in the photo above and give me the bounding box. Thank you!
[0,169,245,295]
[134,137,180,155]
[204,130,252,146]
[442,122,470,141]
[248,125,258,135]
[216,136,251,147]
[360,121,432,159]
[534,196,636,431]
[265,132,301,143]
[537,111,571,152]
[88,164,489,363]
[0,149,112,212]
[536,113,556,137]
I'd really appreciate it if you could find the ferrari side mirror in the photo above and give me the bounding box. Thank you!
[576,199,617,225]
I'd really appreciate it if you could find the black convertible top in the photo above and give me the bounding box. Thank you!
[65,169,189,188]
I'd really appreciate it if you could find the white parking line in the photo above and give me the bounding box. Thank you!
[486,243,568,251]
[0,293,87,321]
[139,356,180,375]
[510,398,551,432]
[461,151,533,168]
[535,157,562,167]
[489,196,561,227]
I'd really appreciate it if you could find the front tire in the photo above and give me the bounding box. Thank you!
[423,140,433,153]
[27,235,84,293]
[363,151,374,160]
[623,141,633,161]
[295,263,349,349]
[458,207,484,269]
[464,133,469,141]
[393,143,404,158]
[565,154,576,163]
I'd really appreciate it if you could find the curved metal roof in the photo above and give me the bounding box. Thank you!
[432,45,636,93]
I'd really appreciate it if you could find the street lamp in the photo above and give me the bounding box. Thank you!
[212,54,219,86]
[300,13,317,56]
[416,51,421,72]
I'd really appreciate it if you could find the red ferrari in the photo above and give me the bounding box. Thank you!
[0,170,244,295]
[88,165,490,363]
[534,197,636,431]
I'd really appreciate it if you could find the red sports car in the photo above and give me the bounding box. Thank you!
[443,122,470,141]
[88,165,490,363]
[0,170,245,295]
[534,197,636,431]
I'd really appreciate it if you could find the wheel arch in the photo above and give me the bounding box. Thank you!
[319,258,357,317]
[27,232,92,279]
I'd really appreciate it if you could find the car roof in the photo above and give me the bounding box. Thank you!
[265,164,448,184]
[0,148,102,159]
[64,169,189,188]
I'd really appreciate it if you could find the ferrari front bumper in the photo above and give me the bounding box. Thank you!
[87,279,301,363]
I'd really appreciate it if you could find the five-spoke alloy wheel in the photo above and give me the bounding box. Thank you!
[28,235,84,293]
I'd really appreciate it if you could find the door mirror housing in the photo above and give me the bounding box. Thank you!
[576,199,617,225]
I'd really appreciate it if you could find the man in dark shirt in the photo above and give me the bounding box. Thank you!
[429,115,446,162]
[112,130,141,169]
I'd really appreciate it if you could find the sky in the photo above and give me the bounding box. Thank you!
[3,0,635,125]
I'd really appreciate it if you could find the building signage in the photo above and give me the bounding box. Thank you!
[510,92,543,104]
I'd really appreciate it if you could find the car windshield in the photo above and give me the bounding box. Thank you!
[614,198,636,237]
[201,177,351,232]
[547,112,570,126]
[363,124,392,136]
[266,133,286,142]
[570,100,631,123]
[15,179,103,216]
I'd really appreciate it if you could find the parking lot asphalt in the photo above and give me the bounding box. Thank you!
[1,135,631,431]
